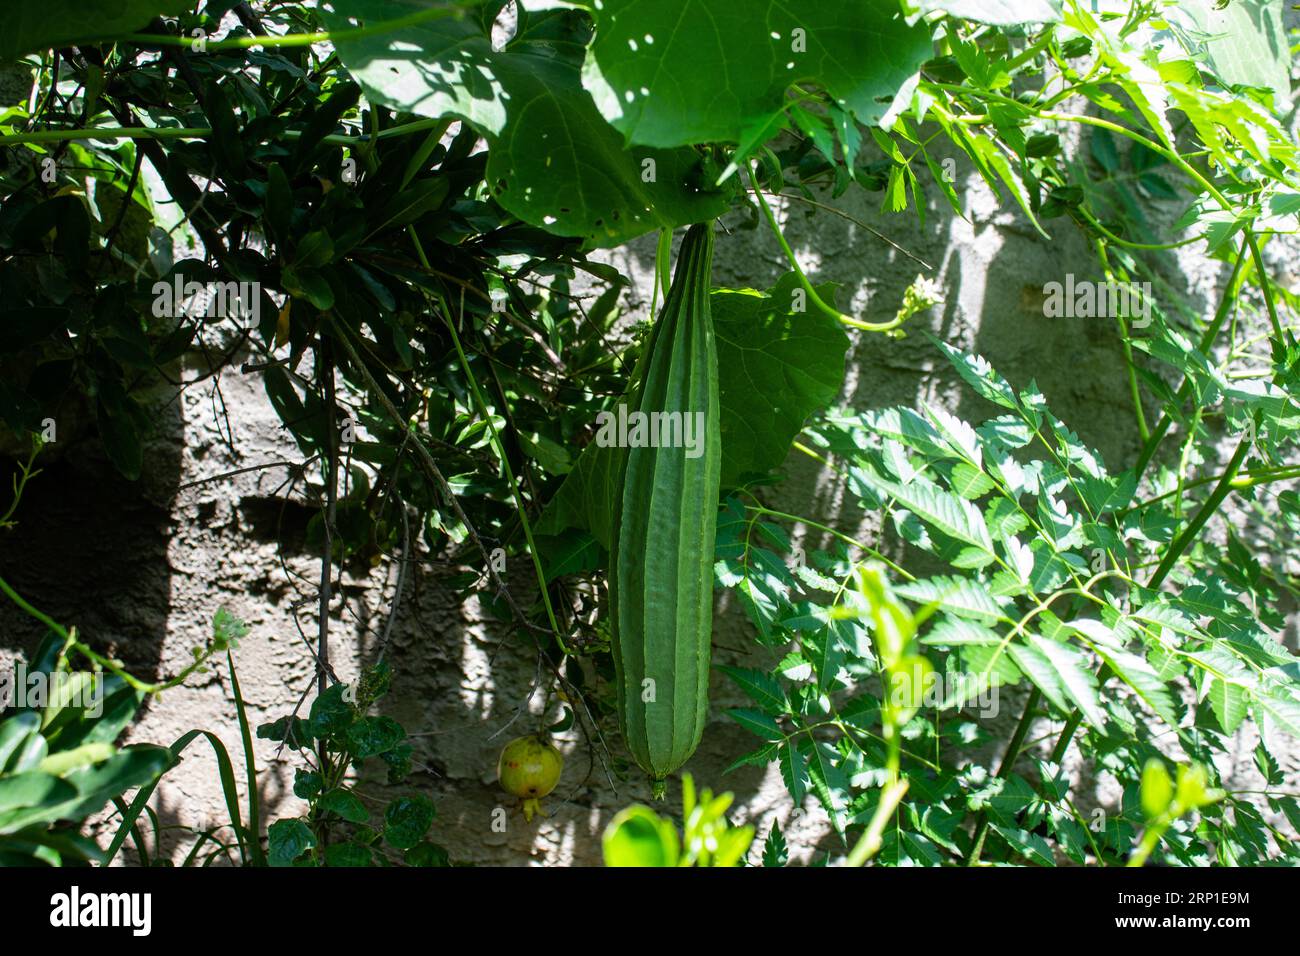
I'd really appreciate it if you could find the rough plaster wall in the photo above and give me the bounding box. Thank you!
[3,128,1299,868]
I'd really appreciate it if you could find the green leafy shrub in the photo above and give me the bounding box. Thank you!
[259,661,446,867]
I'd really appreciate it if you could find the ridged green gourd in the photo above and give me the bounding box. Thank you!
[611,223,720,794]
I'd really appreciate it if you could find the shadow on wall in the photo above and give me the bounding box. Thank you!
[0,384,198,861]
[0,389,183,682]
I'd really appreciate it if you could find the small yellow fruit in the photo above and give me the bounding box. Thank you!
[498,735,563,822]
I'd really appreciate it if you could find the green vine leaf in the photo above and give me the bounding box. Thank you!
[579,0,932,148]
[713,272,850,488]
[1168,0,1291,103]
[805,740,851,837]
[323,2,732,245]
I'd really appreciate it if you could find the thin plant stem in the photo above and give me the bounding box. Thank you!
[0,117,447,148]
[0,575,217,694]
[747,159,908,334]
[104,5,461,53]
[404,226,567,652]
[966,688,1042,865]
[1047,433,1255,767]
[1094,239,1149,442]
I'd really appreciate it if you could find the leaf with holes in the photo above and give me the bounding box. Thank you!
[580,0,931,148]
[324,2,731,245]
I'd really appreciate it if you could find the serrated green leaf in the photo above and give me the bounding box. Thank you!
[989,822,1056,865]
[718,666,788,715]
[952,546,997,569]
[1095,647,1178,728]
[1028,634,1106,729]
[895,575,1004,623]
[727,708,782,740]
[927,337,1019,409]
[951,461,996,499]
[921,616,1002,646]
[779,742,808,807]
[722,743,778,775]
[1254,692,1300,764]
[868,472,994,551]
[805,741,850,837]
[761,822,788,867]
[1007,642,1070,716]
[1208,677,1248,734]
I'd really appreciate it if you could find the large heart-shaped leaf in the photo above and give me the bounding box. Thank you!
[580,0,932,148]
[323,1,732,246]
[712,272,849,488]
[1169,0,1291,103]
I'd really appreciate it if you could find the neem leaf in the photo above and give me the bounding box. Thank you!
[717,665,788,714]
[804,740,851,836]
[581,0,932,147]
[323,1,731,246]
[761,822,789,867]
[1028,634,1106,730]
